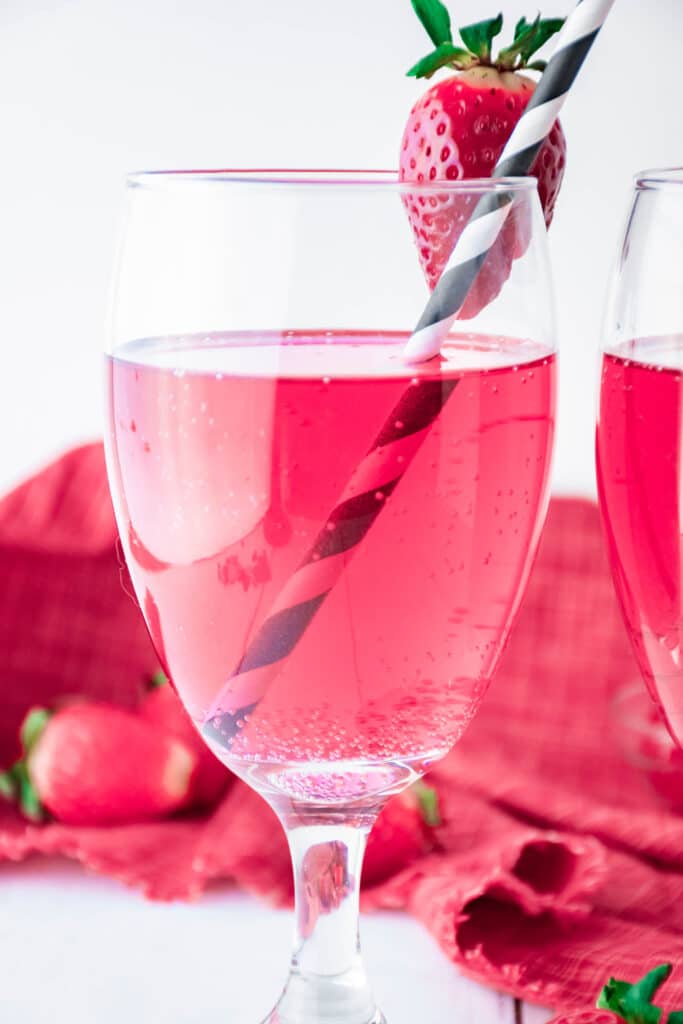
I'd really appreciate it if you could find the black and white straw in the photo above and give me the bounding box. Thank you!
[404,0,617,363]
[203,377,457,742]
[202,0,616,747]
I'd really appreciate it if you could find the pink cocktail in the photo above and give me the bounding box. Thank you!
[107,330,555,796]
[104,171,556,1023]
[597,169,683,752]
[598,337,683,741]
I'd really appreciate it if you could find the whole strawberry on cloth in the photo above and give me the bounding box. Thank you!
[363,782,440,887]
[400,0,566,315]
[0,703,198,826]
[140,671,230,809]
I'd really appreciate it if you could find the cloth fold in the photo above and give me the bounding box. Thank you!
[2,444,682,1011]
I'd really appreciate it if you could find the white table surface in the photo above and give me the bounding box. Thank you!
[0,858,553,1024]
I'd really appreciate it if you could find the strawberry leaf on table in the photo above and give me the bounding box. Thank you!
[410,0,453,47]
[459,14,503,62]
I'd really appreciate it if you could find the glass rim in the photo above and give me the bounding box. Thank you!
[126,167,538,195]
[635,167,683,191]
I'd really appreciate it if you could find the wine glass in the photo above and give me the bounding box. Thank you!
[104,170,556,1024]
[597,168,683,746]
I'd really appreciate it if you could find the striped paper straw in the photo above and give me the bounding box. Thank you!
[405,0,617,362]
[203,0,615,745]
[203,376,457,741]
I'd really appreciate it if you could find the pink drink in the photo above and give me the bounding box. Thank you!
[597,337,683,743]
[106,331,555,791]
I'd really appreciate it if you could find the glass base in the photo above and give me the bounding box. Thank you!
[262,1010,386,1024]
[261,963,387,1023]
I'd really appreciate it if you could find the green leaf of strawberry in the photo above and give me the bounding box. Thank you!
[499,16,565,68]
[596,965,677,1024]
[0,770,15,801]
[407,41,475,79]
[628,966,674,1006]
[407,5,565,76]
[414,781,441,826]
[13,760,45,822]
[521,17,565,61]
[459,14,503,63]
[548,964,683,1024]
[410,0,453,47]
[496,15,541,66]
[150,668,169,689]
[20,707,51,753]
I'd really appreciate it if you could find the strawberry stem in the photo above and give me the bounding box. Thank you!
[406,5,565,79]
[414,782,441,827]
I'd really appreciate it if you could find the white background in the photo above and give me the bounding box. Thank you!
[0,0,680,495]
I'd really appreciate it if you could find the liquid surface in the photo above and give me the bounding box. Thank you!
[106,331,556,799]
[598,336,683,743]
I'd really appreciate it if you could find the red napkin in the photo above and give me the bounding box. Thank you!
[2,444,683,1011]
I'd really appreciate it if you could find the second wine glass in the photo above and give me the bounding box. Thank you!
[597,168,683,744]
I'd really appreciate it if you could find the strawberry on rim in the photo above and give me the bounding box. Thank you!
[400,0,566,316]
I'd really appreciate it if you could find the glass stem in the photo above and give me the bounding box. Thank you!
[265,813,385,1024]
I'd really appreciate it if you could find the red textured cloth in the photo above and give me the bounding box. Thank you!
[2,445,682,1010]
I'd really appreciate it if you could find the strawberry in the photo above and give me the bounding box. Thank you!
[549,1014,623,1024]
[400,2,566,316]
[362,782,440,887]
[140,671,230,808]
[0,703,197,826]
[548,964,683,1024]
